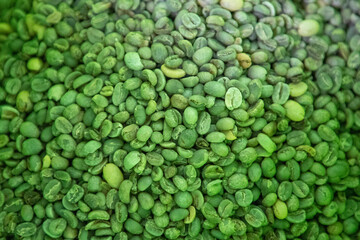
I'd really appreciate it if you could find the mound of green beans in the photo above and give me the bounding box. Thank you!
[0,0,360,239]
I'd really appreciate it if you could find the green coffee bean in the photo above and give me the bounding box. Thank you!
[103,163,124,188]
[225,87,242,110]
[235,189,253,207]
[245,207,268,228]
[15,222,37,237]
[298,19,320,37]
[272,82,290,105]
